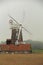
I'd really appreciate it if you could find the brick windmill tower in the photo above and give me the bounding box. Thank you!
[9,20,23,45]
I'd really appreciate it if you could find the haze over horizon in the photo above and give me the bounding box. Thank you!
[0,0,43,42]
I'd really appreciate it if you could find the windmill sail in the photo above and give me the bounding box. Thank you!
[9,15,32,45]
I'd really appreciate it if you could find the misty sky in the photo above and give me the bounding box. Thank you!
[0,0,43,42]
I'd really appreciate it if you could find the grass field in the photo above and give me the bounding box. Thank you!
[32,49,43,53]
[0,53,43,65]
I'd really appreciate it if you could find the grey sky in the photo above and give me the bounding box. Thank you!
[0,0,43,42]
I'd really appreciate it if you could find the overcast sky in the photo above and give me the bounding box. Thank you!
[0,0,43,42]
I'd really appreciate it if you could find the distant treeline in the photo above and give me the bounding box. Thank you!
[24,40,43,50]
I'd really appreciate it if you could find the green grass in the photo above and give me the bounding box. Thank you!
[32,49,43,53]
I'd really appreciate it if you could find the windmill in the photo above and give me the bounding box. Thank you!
[9,15,32,45]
